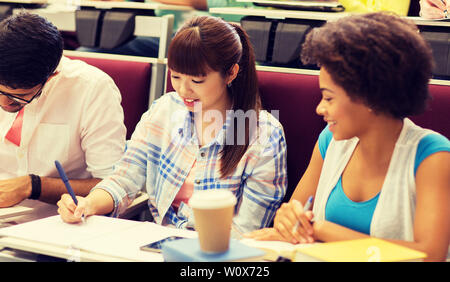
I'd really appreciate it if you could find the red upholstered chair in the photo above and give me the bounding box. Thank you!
[257,70,450,202]
[65,51,152,139]
[257,70,325,202]
[411,83,450,139]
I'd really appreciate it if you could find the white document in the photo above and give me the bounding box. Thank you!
[0,215,197,261]
[75,222,197,262]
[0,215,140,247]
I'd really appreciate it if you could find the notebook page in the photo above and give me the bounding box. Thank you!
[0,215,142,249]
[74,222,197,261]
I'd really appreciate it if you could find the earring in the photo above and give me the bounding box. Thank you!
[227,82,232,88]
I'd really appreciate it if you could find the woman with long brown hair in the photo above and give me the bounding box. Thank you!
[56,16,287,235]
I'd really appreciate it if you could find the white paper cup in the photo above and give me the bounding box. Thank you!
[189,190,237,253]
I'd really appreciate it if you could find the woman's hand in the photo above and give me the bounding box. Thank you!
[273,200,315,244]
[57,194,93,223]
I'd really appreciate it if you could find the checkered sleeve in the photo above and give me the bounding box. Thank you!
[233,123,288,233]
[91,108,156,217]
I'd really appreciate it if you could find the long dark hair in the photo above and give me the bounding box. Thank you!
[168,16,259,178]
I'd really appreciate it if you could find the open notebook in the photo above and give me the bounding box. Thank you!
[240,238,316,261]
[237,0,345,12]
[0,215,197,261]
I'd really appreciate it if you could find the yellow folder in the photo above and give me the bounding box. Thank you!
[294,238,427,262]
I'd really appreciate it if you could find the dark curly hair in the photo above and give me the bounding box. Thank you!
[301,12,434,119]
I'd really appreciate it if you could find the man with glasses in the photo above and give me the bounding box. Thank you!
[0,80,47,112]
[0,12,126,219]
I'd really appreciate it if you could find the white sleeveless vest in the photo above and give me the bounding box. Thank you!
[313,118,437,242]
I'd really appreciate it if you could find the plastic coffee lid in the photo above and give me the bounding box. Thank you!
[189,190,237,209]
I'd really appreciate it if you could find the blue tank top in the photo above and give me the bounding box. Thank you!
[318,126,450,235]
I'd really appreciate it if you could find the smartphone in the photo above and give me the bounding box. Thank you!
[140,236,184,253]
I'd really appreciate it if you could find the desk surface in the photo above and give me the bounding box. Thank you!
[0,0,47,3]
[210,7,348,21]
[210,7,450,27]
[78,0,193,12]
[0,0,193,11]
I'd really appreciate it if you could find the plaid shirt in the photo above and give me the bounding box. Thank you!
[94,92,287,233]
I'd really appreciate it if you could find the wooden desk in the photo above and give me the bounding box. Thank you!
[210,7,348,21]
[78,0,193,11]
[210,7,450,27]
[0,0,47,4]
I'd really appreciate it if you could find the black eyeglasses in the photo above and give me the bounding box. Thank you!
[0,82,46,104]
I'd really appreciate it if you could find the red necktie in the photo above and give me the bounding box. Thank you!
[5,108,24,146]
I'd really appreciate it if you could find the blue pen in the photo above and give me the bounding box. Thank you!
[55,160,77,205]
[292,195,314,234]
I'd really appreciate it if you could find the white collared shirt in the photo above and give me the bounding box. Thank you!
[0,56,126,180]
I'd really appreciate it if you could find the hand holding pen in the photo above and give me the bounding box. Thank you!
[55,160,88,223]
[273,196,315,244]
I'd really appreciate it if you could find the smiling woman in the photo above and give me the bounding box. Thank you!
[57,16,288,237]
[169,70,233,115]
[247,12,450,262]
[167,15,259,177]
[315,67,378,141]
